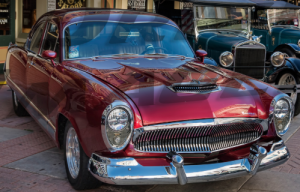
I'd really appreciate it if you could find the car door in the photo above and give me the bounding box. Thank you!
[25,21,53,134]
[39,22,61,134]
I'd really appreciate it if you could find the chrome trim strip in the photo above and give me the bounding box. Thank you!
[6,76,56,130]
[88,140,289,185]
[140,118,268,131]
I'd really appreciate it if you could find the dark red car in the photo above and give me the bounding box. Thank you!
[4,8,292,190]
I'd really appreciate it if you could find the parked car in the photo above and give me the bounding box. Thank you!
[4,8,292,190]
[251,0,300,58]
[191,1,300,115]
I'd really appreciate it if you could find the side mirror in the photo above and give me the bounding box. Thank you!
[42,50,57,66]
[195,50,208,62]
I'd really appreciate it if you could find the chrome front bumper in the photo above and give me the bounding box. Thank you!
[88,140,289,185]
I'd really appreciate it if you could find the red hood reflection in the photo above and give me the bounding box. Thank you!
[63,56,282,126]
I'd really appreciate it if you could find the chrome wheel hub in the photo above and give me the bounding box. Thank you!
[278,73,297,104]
[13,92,18,107]
[66,127,80,179]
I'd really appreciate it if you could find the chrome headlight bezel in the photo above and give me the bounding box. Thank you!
[219,51,234,68]
[271,51,285,67]
[102,101,134,152]
[270,94,294,137]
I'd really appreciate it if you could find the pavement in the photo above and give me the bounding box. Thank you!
[1,84,300,192]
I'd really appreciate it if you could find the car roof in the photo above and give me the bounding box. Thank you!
[40,8,178,29]
[251,0,300,9]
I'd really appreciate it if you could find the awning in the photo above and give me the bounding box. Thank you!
[251,0,300,9]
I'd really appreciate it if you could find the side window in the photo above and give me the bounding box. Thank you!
[41,23,60,62]
[30,23,46,53]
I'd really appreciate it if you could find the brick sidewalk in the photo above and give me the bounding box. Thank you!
[271,128,300,174]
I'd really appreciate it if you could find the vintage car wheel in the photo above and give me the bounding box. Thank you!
[64,122,101,190]
[277,73,300,116]
[280,48,296,58]
[12,90,29,117]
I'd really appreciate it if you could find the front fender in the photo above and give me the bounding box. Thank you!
[266,59,300,84]
[275,43,300,55]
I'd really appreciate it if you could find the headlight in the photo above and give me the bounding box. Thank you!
[298,39,300,47]
[271,52,285,67]
[102,101,133,152]
[219,51,234,68]
[271,94,294,137]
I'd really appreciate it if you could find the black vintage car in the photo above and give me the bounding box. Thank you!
[156,0,300,116]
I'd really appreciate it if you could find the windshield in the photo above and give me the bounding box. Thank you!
[64,22,195,59]
[194,6,249,32]
[257,9,299,27]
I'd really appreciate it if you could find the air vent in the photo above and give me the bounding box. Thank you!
[168,82,220,94]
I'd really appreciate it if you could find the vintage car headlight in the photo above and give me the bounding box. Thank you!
[271,52,285,67]
[102,101,133,152]
[219,51,234,68]
[271,94,294,137]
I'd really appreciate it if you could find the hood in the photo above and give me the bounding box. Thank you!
[272,27,300,41]
[198,31,247,51]
[64,57,281,126]
[197,31,247,64]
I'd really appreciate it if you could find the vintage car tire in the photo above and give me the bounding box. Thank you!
[277,73,300,116]
[280,48,296,58]
[12,90,29,117]
[63,122,101,190]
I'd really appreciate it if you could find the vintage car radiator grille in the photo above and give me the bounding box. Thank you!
[134,123,263,153]
[235,45,266,79]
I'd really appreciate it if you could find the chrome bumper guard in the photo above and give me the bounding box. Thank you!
[88,140,289,185]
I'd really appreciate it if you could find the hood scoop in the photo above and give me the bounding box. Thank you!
[168,81,221,94]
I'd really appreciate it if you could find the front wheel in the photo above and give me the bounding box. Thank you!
[64,122,101,190]
[277,73,300,116]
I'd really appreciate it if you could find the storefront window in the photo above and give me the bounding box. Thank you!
[22,0,36,33]
[0,0,10,35]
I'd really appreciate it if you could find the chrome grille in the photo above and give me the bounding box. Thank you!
[134,123,263,153]
[234,43,266,79]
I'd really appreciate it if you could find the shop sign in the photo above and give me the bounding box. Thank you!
[48,0,56,12]
[0,18,8,24]
[57,0,86,9]
[175,1,193,10]
[180,2,193,9]
[128,0,146,9]
[0,9,8,12]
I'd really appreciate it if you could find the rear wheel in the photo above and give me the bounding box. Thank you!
[64,122,101,190]
[277,73,300,116]
[12,90,29,117]
[280,48,296,58]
